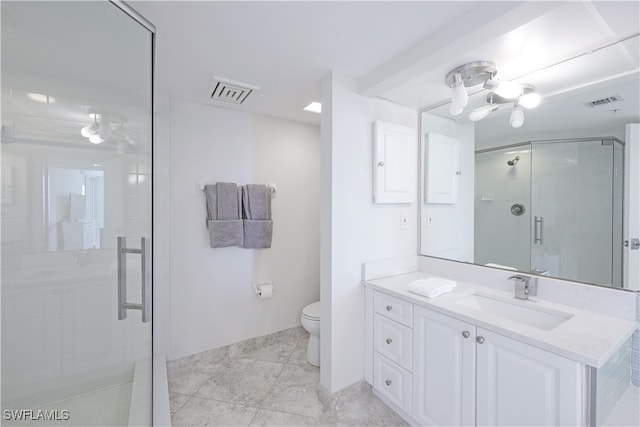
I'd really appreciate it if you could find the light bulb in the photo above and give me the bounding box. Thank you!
[519,92,541,109]
[89,134,106,144]
[468,104,499,122]
[450,73,468,111]
[81,122,99,137]
[449,103,464,116]
[494,80,522,99]
[510,105,525,128]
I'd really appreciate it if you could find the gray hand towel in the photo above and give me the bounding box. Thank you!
[204,184,218,221]
[242,220,273,248]
[204,183,243,248]
[208,220,243,248]
[216,182,240,220]
[242,184,271,220]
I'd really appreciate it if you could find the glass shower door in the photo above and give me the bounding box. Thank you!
[474,146,532,272]
[1,2,153,425]
[530,139,622,286]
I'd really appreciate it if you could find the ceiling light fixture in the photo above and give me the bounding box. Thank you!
[466,83,541,129]
[303,102,322,113]
[483,79,522,99]
[448,73,468,115]
[80,115,99,137]
[468,103,499,122]
[445,61,497,116]
[89,134,106,144]
[509,104,525,129]
[80,110,133,146]
[27,91,55,104]
[518,91,541,109]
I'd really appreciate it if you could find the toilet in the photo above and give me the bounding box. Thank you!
[300,301,320,366]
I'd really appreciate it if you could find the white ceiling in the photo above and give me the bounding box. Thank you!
[132,0,481,124]
[2,1,638,140]
[133,0,639,130]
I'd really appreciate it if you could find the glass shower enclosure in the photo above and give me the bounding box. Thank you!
[475,138,624,288]
[1,2,154,425]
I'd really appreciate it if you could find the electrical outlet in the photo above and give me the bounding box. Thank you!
[400,211,409,229]
[426,210,434,227]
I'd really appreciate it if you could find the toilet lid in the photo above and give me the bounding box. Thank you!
[302,301,320,319]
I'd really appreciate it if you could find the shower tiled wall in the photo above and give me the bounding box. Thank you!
[596,338,631,425]
[631,293,640,386]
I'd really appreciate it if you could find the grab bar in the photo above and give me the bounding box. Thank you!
[534,216,544,245]
[117,236,151,323]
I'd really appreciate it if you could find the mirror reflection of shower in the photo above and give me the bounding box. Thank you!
[474,137,624,288]
[507,155,520,166]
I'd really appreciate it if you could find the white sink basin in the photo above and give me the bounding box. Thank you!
[453,293,574,330]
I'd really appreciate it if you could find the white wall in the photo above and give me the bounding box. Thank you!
[166,98,320,360]
[320,73,418,392]
[419,113,474,262]
[153,93,171,358]
[624,123,640,291]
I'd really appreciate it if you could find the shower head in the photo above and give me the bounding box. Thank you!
[507,156,520,166]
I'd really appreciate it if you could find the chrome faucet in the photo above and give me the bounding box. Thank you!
[508,275,538,300]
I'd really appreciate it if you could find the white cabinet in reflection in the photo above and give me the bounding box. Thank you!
[62,221,97,250]
[424,132,460,204]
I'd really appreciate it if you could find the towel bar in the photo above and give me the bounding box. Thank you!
[199,182,277,198]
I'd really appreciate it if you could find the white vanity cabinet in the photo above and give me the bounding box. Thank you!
[413,305,582,427]
[372,291,414,413]
[413,306,476,426]
[368,290,586,427]
[475,328,582,427]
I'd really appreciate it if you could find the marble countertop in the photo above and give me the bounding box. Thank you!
[363,272,638,368]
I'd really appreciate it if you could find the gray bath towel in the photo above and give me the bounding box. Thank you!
[242,184,271,220]
[216,182,241,220]
[208,220,243,248]
[241,184,273,248]
[204,183,243,248]
[204,184,218,221]
[243,220,273,248]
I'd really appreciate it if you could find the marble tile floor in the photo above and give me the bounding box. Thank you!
[4,381,132,427]
[167,327,409,427]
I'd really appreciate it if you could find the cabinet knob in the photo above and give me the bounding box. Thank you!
[462,331,470,339]
[476,336,485,344]
[378,161,385,167]
[386,338,393,344]
[386,305,393,311]
[385,379,392,386]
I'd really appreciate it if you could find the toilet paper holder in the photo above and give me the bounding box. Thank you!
[253,281,274,299]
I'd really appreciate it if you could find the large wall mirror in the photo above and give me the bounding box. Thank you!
[418,33,639,292]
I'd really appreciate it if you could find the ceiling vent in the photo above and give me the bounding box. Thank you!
[586,94,624,111]
[209,77,259,105]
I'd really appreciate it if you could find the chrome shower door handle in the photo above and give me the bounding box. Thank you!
[534,216,544,245]
[117,236,151,323]
[141,237,151,323]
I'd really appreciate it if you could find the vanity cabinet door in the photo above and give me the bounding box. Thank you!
[412,306,476,427]
[475,328,582,427]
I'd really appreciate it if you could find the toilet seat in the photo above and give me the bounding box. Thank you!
[302,301,320,320]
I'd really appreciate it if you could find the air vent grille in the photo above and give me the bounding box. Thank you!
[587,94,624,111]
[209,77,259,104]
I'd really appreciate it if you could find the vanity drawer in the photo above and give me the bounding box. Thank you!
[374,290,413,327]
[374,352,412,414]
[374,314,412,371]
